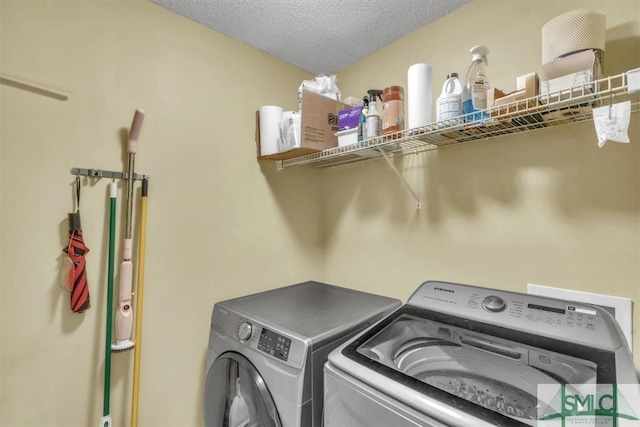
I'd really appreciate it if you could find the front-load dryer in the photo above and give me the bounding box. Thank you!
[204,281,401,427]
[324,280,640,427]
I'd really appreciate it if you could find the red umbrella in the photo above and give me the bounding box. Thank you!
[62,177,91,313]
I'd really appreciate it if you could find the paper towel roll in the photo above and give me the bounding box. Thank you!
[407,63,432,129]
[542,9,606,65]
[259,106,283,156]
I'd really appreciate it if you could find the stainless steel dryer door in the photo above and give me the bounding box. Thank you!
[204,352,281,427]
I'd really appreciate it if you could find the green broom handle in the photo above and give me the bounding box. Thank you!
[102,181,117,426]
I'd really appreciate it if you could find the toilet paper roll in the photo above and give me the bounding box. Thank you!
[542,9,606,65]
[259,106,283,156]
[407,63,432,129]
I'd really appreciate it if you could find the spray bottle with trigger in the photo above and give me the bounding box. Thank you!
[462,45,491,122]
[366,89,383,139]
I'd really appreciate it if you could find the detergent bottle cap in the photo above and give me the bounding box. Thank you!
[470,45,490,65]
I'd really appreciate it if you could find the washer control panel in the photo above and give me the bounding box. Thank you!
[408,281,623,349]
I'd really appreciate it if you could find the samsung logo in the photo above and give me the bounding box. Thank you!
[434,287,454,293]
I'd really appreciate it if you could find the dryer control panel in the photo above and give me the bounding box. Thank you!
[211,305,306,369]
[408,281,624,351]
[257,327,292,362]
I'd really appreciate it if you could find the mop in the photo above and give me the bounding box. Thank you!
[113,109,145,352]
[130,178,148,427]
[101,180,117,427]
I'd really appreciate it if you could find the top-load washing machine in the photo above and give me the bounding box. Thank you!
[324,280,640,427]
[204,280,401,427]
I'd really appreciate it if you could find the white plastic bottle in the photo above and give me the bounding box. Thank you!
[462,45,491,121]
[436,73,463,121]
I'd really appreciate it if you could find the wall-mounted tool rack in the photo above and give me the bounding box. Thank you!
[70,168,149,181]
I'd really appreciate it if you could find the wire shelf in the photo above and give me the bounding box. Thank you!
[277,71,639,169]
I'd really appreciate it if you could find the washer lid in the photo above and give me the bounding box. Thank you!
[204,352,281,427]
[340,306,615,427]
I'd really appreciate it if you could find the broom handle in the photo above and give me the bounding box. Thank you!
[131,179,148,427]
[101,181,117,427]
[125,109,144,239]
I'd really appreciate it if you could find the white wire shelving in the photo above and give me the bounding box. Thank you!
[276,70,640,171]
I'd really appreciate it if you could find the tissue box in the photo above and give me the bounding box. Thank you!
[338,106,362,131]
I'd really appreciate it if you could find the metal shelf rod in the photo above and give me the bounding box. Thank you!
[378,148,421,210]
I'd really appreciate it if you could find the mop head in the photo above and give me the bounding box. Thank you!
[111,339,135,352]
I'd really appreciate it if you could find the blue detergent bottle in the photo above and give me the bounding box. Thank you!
[462,45,491,122]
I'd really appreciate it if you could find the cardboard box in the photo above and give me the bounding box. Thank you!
[256,90,347,160]
[487,72,540,115]
[540,70,594,101]
[539,50,600,102]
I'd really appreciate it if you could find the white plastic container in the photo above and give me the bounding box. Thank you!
[436,73,463,121]
[336,128,358,147]
[462,45,491,120]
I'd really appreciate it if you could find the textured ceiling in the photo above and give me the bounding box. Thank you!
[150,0,472,75]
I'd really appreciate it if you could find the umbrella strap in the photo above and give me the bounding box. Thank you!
[75,175,81,212]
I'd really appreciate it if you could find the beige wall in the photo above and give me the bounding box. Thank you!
[0,1,318,426]
[2,1,639,426]
[324,0,640,364]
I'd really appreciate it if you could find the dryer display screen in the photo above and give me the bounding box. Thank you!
[258,328,291,361]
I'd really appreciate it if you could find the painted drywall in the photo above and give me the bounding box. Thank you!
[2,0,639,426]
[0,1,317,426]
[325,0,640,366]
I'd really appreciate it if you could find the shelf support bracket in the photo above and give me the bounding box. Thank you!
[377,148,421,209]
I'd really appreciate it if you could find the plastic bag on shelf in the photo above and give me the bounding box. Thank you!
[297,74,341,111]
[592,100,631,148]
[279,112,302,153]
